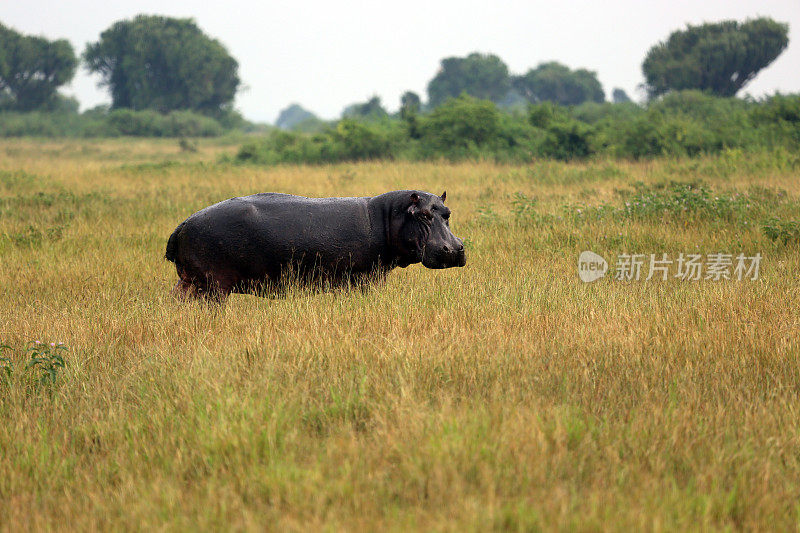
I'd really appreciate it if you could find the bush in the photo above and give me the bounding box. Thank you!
[0,108,237,138]
[750,94,800,149]
[527,103,594,160]
[236,120,397,164]
[418,95,503,158]
[233,92,800,164]
[104,109,223,137]
[594,91,757,158]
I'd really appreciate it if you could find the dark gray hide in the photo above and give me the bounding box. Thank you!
[165,190,466,300]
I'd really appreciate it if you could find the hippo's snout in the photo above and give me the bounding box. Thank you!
[442,240,466,267]
[455,248,466,267]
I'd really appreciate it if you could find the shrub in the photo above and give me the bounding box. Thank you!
[527,102,594,160]
[762,217,800,244]
[333,119,393,160]
[0,108,236,137]
[104,109,223,137]
[236,120,397,164]
[419,95,503,158]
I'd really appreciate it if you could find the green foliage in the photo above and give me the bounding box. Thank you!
[762,218,800,244]
[334,119,393,159]
[620,181,750,220]
[0,341,67,390]
[0,344,12,383]
[341,96,389,121]
[104,109,224,137]
[528,102,594,160]
[419,94,502,156]
[234,91,800,164]
[400,91,421,119]
[752,94,800,124]
[427,52,510,108]
[540,119,594,161]
[612,88,631,103]
[236,119,397,164]
[0,23,77,111]
[25,341,67,385]
[400,91,422,139]
[570,101,642,125]
[0,111,88,137]
[275,103,324,132]
[592,91,792,158]
[643,17,789,98]
[513,62,604,106]
[0,108,239,137]
[566,180,796,229]
[83,15,239,113]
[750,94,800,147]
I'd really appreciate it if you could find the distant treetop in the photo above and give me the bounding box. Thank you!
[612,88,631,103]
[276,104,320,130]
[0,22,77,111]
[427,52,511,108]
[512,62,605,106]
[341,96,389,120]
[642,17,789,98]
[83,15,240,114]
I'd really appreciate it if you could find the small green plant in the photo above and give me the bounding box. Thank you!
[762,218,800,244]
[510,192,538,219]
[561,181,794,226]
[618,181,745,220]
[476,202,498,222]
[0,344,13,383]
[25,341,67,385]
[179,138,198,152]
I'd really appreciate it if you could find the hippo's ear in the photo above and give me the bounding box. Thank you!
[440,191,446,202]
[407,192,420,215]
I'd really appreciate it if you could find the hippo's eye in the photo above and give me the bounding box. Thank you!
[442,212,450,220]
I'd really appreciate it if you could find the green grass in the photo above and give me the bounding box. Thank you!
[0,139,799,530]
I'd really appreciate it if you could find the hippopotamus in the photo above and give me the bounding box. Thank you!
[165,190,466,300]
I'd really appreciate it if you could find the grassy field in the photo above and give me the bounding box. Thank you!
[1,138,799,531]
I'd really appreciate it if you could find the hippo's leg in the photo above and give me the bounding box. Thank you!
[203,284,232,304]
[198,269,239,304]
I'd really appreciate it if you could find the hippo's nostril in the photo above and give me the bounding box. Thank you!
[456,242,464,252]
[442,245,451,253]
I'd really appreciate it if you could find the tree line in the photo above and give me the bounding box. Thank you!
[1,15,239,116]
[238,91,800,164]
[277,16,789,129]
[0,14,793,146]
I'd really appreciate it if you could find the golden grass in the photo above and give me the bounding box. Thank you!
[1,139,799,530]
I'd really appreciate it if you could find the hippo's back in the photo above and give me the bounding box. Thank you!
[167,192,379,287]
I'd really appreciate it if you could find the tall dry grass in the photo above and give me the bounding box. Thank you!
[1,139,799,530]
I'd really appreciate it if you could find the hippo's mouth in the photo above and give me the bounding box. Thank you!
[422,249,467,269]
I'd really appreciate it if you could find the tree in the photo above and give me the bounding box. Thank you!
[83,15,240,113]
[399,91,421,119]
[512,62,604,106]
[642,17,789,98]
[275,103,320,131]
[420,94,502,152]
[341,96,388,120]
[612,88,631,103]
[427,52,510,108]
[0,23,77,111]
[399,91,422,138]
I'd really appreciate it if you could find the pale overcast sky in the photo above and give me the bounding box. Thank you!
[1,1,798,122]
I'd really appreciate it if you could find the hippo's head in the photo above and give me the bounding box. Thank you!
[394,191,466,269]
